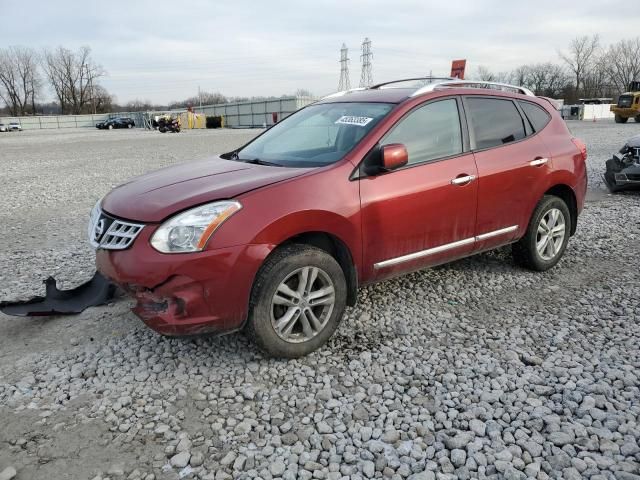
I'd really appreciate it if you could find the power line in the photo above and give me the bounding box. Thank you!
[359,37,373,88]
[338,43,351,91]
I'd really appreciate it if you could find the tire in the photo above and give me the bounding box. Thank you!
[634,115,640,123]
[108,124,114,130]
[614,114,628,124]
[512,195,571,272]
[158,127,166,133]
[247,244,347,358]
[127,123,133,128]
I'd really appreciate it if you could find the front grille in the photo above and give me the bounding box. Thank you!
[89,208,144,250]
[626,174,640,181]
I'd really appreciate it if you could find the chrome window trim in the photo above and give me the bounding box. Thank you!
[374,225,518,269]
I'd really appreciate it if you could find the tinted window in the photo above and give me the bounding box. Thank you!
[519,101,551,132]
[466,98,526,149]
[383,99,462,165]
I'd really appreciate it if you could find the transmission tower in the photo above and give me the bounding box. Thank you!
[338,43,351,91]
[359,37,373,88]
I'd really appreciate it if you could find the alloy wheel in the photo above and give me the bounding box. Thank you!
[270,266,336,343]
[536,208,566,261]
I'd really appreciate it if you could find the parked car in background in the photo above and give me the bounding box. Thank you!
[90,78,588,357]
[8,122,22,131]
[96,117,135,130]
[0,123,7,132]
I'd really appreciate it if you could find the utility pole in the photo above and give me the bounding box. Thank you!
[359,37,373,88]
[198,85,202,109]
[338,43,351,91]
[86,64,96,114]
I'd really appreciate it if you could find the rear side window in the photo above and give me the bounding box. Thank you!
[383,98,463,165]
[519,101,551,132]
[466,98,526,150]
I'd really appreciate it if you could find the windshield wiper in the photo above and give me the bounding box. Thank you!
[237,157,283,167]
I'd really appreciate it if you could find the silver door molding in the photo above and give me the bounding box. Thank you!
[374,225,518,269]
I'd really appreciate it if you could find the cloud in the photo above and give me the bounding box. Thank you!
[1,0,635,103]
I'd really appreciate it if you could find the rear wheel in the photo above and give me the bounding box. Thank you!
[247,244,347,358]
[513,195,571,271]
[634,115,640,123]
[127,123,133,128]
[615,114,628,124]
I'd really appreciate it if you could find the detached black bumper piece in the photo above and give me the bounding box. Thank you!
[0,271,116,317]
[604,157,640,192]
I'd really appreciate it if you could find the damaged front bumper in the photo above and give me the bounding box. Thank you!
[604,156,640,192]
[95,228,273,336]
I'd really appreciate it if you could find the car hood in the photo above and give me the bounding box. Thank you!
[101,156,309,222]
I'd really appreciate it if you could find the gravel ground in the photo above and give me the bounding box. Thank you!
[0,121,639,480]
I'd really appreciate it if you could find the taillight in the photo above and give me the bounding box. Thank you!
[571,138,587,161]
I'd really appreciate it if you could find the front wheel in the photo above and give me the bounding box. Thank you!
[512,195,571,271]
[614,114,628,124]
[634,115,640,123]
[247,244,347,358]
[128,123,133,128]
[108,124,114,130]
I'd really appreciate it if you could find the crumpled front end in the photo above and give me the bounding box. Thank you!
[604,136,640,192]
[124,275,218,336]
[95,225,274,336]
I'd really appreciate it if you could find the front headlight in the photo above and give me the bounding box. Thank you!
[150,200,242,253]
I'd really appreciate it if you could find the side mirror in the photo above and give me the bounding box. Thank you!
[381,143,408,171]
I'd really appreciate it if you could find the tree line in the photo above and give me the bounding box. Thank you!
[1,36,639,117]
[472,35,640,102]
[0,46,113,116]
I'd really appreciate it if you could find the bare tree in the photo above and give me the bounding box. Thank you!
[0,46,41,116]
[474,66,497,81]
[169,91,227,110]
[509,65,531,87]
[603,37,640,95]
[42,46,105,114]
[123,99,156,112]
[519,63,570,97]
[583,54,615,99]
[559,35,600,97]
[294,88,313,98]
[92,85,115,113]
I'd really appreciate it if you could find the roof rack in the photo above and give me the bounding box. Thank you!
[320,78,535,101]
[369,77,457,89]
[412,80,535,97]
[321,87,366,99]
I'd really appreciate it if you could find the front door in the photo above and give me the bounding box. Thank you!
[359,97,478,282]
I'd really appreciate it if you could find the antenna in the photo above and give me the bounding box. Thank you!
[359,37,373,88]
[338,43,351,91]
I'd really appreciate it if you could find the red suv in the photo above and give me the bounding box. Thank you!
[92,79,587,357]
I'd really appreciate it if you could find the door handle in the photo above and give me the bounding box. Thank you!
[529,157,548,167]
[451,174,476,185]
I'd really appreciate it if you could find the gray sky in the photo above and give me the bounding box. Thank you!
[2,0,636,104]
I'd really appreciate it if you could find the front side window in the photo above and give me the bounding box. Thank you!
[466,97,526,149]
[382,98,463,165]
[235,102,393,167]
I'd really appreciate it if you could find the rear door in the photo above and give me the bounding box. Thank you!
[464,96,551,252]
[359,97,479,281]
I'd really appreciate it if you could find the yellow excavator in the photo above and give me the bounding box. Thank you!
[611,81,640,123]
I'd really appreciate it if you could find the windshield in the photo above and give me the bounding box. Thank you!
[234,102,393,167]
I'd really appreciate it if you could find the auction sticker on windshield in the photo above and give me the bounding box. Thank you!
[335,116,373,127]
